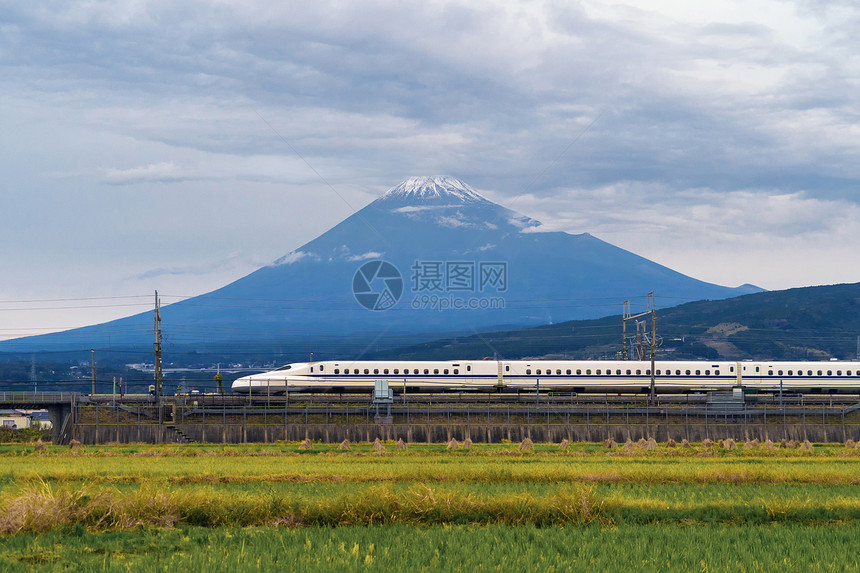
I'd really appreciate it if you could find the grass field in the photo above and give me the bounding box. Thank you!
[1,441,858,571]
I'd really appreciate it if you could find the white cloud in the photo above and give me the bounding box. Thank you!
[102,162,184,185]
[346,251,384,262]
[274,251,317,265]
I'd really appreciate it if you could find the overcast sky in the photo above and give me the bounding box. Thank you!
[2,0,859,340]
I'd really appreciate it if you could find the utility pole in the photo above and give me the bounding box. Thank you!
[91,349,96,394]
[154,291,163,423]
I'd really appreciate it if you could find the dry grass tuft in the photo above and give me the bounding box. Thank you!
[462,437,473,449]
[396,438,407,450]
[681,439,691,448]
[621,439,636,452]
[69,439,81,450]
[644,437,658,450]
[742,440,754,450]
[846,439,856,448]
[636,438,647,447]
[666,438,677,448]
[723,438,737,450]
[33,439,47,452]
[603,438,617,449]
[446,438,459,450]
[298,439,313,450]
[801,439,813,451]
[751,438,760,447]
[764,439,776,450]
[787,439,799,449]
[519,437,534,451]
[337,440,350,451]
[702,438,714,448]
[559,439,570,451]
[371,438,385,451]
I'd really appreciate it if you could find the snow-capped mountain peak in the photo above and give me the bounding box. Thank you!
[379,176,489,203]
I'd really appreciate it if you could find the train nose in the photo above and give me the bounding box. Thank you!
[231,375,253,392]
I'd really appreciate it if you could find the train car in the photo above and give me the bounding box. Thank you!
[231,359,860,394]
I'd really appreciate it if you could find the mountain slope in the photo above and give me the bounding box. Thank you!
[365,282,860,362]
[1,176,762,362]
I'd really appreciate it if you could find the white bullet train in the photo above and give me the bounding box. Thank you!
[232,359,860,394]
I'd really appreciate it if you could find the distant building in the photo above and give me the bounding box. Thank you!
[0,410,31,430]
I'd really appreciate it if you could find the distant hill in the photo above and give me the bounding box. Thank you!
[1,176,760,365]
[366,283,860,361]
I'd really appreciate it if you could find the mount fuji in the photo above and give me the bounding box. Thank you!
[1,176,761,362]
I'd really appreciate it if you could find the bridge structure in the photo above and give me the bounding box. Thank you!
[1,390,859,445]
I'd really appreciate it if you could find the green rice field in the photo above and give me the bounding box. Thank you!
[1,441,858,571]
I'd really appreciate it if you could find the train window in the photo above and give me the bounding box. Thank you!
[374,369,379,375]
[320,365,324,371]
[677,370,682,375]
[837,370,842,376]
[364,369,369,374]
[334,369,340,374]
[704,370,710,375]
[586,369,592,375]
[768,370,773,376]
[384,369,389,375]
[434,369,439,374]
[817,370,822,376]
[566,369,572,375]
[616,369,621,375]
[827,370,833,376]
[808,370,813,376]
[657,370,662,375]
[730,366,734,372]
[505,366,510,372]
[645,369,650,375]
[696,370,701,375]
[453,369,458,374]
[392,369,398,374]
[626,369,632,375]
[596,369,601,375]
[787,370,792,375]
[526,369,532,375]
[354,369,359,374]
[536,369,542,375]
[424,369,429,374]
[777,370,782,376]
[576,369,581,375]
[556,369,562,375]
[468,365,472,372]
[310,367,313,372]
[443,369,449,375]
